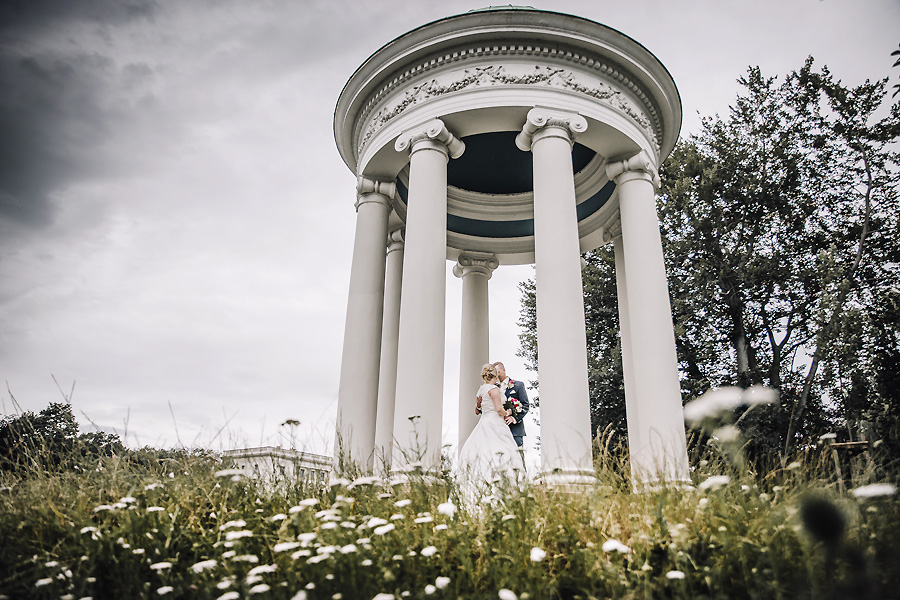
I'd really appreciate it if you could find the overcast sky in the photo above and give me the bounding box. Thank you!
[1,0,897,459]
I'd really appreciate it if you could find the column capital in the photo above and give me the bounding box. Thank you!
[355,176,395,211]
[516,107,588,151]
[452,252,499,279]
[394,119,465,159]
[605,151,661,190]
[386,227,405,255]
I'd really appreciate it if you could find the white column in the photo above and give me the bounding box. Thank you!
[607,151,689,484]
[391,119,464,472]
[612,228,643,482]
[517,107,594,485]
[453,252,498,449]
[335,177,395,472]
[374,228,405,469]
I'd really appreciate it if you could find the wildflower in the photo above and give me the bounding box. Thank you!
[414,515,434,523]
[435,576,450,589]
[93,504,113,512]
[851,483,897,498]
[307,554,329,564]
[226,530,253,541]
[274,542,300,553]
[119,496,137,504]
[377,492,392,499]
[157,587,174,595]
[327,478,351,488]
[298,532,317,545]
[819,433,837,442]
[147,506,165,512]
[530,547,547,562]
[214,469,243,478]
[502,514,515,521]
[35,578,53,588]
[421,546,437,557]
[357,537,371,544]
[144,483,162,491]
[373,523,395,536]
[350,475,380,488]
[390,513,404,520]
[366,517,389,528]
[231,555,259,563]
[340,544,358,554]
[271,513,287,522]
[601,539,630,553]
[249,586,271,595]
[80,526,98,535]
[333,594,343,600]
[394,499,412,508]
[425,584,436,595]
[361,559,373,566]
[666,570,685,580]
[498,589,517,600]
[392,554,403,561]
[433,524,448,531]
[315,508,340,519]
[150,562,172,571]
[341,521,356,528]
[321,522,338,530]
[222,551,236,559]
[786,462,802,470]
[290,592,308,600]
[133,549,145,555]
[373,594,395,600]
[437,502,457,518]
[190,559,217,573]
[683,386,777,426]
[698,475,730,491]
[219,520,247,531]
[712,425,740,442]
[217,593,240,600]
[248,564,278,576]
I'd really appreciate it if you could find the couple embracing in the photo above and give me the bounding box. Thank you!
[458,361,529,487]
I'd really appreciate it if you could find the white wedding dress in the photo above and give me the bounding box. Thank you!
[457,383,522,498]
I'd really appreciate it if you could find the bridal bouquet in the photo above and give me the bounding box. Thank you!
[503,395,523,418]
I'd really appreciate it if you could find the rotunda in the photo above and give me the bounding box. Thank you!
[334,7,689,485]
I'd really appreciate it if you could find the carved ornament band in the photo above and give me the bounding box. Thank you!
[394,119,465,159]
[605,151,661,189]
[516,107,588,151]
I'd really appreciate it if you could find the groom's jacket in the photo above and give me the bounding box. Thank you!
[501,377,529,437]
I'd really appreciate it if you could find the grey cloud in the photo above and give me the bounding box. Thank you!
[0,0,159,36]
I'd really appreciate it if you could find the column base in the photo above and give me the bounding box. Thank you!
[538,469,598,492]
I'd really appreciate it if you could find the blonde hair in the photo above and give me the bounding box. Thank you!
[481,363,498,382]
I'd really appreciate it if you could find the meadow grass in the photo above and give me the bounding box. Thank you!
[0,439,897,600]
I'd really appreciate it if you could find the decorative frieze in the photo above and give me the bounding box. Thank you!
[358,61,659,156]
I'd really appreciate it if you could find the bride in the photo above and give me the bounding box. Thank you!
[457,363,522,493]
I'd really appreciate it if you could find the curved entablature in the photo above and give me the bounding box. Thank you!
[335,8,681,169]
[333,7,681,265]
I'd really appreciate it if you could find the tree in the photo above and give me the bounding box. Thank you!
[0,402,124,474]
[518,58,899,460]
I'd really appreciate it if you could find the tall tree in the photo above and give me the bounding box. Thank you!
[518,58,899,459]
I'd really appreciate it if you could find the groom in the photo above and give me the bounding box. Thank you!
[476,361,529,448]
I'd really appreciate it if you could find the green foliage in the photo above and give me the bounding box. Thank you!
[0,403,125,475]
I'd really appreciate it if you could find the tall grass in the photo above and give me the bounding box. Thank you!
[1,433,897,600]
